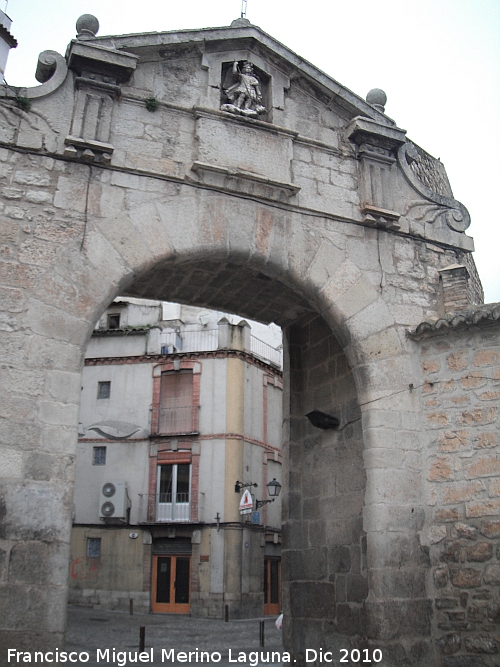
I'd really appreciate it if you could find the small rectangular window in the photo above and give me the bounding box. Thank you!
[93,446,106,466]
[97,381,111,399]
[87,537,101,558]
[108,314,120,329]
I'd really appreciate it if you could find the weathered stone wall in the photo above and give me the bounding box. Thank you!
[0,154,485,663]
[0,16,496,666]
[417,320,500,666]
[283,314,366,658]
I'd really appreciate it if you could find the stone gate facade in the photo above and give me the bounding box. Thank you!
[0,14,498,667]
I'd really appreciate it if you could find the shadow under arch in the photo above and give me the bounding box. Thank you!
[119,250,318,328]
[81,249,368,659]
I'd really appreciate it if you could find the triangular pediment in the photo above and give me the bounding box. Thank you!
[89,20,393,127]
[1,14,473,255]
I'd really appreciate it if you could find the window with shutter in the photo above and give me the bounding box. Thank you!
[159,371,194,434]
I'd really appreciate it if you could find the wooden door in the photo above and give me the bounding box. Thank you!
[264,558,280,615]
[152,555,190,613]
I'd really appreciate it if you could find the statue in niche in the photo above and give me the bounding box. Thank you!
[221,61,267,118]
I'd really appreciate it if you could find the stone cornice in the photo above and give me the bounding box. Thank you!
[84,349,283,375]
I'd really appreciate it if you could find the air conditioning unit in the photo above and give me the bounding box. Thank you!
[99,481,129,520]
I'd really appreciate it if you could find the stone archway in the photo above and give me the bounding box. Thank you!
[109,248,374,658]
[0,15,484,666]
[1,180,427,660]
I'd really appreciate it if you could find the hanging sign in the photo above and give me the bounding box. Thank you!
[239,489,254,515]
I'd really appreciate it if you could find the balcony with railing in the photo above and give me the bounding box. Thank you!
[250,335,282,368]
[161,328,219,354]
[139,493,191,523]
[158,405,197,435]
[160,324,282,369]
[156,492,190,522]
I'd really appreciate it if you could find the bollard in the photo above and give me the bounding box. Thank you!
[130,599,134,615]
[139,626,145,653]
[259,620,265,647]
[224,604,229,622]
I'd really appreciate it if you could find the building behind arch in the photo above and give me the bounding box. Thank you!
[71,298,283,618]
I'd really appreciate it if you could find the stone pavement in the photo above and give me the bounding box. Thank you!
[65,605,284,667]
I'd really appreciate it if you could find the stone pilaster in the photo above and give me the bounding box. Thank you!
[64,36,137,163]
[347,116,407,230]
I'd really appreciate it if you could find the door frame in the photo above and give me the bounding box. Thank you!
[264,557,281,615]
[151,554,191,613]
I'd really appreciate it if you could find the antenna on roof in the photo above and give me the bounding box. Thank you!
[241,0,247,19]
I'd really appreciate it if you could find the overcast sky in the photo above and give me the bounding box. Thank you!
[4,0,499,303]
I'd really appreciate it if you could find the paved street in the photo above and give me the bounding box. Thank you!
[65,605,284,667]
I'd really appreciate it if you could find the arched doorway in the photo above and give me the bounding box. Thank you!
[78,248,367,650]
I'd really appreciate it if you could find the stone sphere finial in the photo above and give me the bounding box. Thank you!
[76,14,99,40]
[366,88,387,113]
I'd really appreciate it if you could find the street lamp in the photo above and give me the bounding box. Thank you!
[256,478,282,509]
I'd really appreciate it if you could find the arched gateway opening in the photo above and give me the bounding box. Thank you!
[82,248,368,657]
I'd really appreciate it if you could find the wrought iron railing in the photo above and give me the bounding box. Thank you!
[138,493,191,523]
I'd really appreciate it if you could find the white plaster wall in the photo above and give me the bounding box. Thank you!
[242,441,265,505]
[249,321,282,350]
[243,363,264,442]
[95,299,161,329]
[86,334,147,358]
[198,358,227,435]
[210,527,225,594]
[79,363,153,435]
[124,301,161,327]
[266,382,282,448]
[198,439,226,523]
[73,440,150,524]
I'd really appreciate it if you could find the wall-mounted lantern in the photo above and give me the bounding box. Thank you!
[256,478,282,509]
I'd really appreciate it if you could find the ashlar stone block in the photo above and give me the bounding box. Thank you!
[0,449,23,479]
